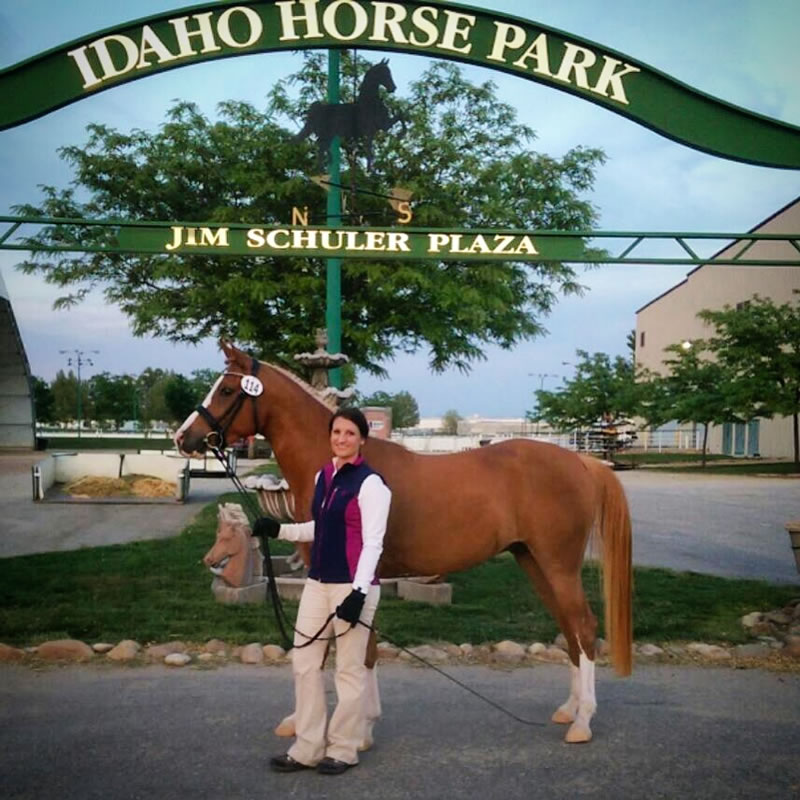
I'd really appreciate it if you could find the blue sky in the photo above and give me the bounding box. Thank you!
[2,0,799,417]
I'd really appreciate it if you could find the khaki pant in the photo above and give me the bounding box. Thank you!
[288,579,380,766]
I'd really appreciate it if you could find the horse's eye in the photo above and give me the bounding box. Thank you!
[220,387,235,397]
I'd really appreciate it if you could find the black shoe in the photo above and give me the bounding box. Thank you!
[270,753,311,773]
[317,757,356,775]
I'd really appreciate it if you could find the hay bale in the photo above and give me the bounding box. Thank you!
[65,476,130,497]
[63,474,175,498]
[129,476,176,498]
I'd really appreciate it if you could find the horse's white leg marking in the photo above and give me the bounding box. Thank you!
[551,662,580,724]
[274,712,296,737]
[565,650,596,744]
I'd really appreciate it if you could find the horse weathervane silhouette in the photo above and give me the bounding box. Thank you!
[294,59,406,171]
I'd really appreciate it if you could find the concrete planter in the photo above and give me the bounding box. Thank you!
[786,521,800,574]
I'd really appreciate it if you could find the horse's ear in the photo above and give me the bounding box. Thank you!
[219,339,248,369]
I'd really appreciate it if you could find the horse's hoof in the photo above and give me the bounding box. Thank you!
[564,722,592,744]
[551,708,576,725]
[274,717,296,737]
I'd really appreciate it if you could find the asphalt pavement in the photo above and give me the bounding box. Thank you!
[1,661,798,799]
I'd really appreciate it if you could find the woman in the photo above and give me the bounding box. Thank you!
[259,407,391,775]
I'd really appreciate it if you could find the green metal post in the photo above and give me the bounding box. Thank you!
[326,49,343,389]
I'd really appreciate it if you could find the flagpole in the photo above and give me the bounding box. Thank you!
[326,49,343,389]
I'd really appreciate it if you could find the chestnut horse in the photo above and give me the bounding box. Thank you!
[175,342,633,744]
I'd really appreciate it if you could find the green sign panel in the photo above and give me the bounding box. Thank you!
[116,223,588,262]
[2,0,799,168]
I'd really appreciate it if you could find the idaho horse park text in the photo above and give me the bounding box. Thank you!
[67,1,639,106]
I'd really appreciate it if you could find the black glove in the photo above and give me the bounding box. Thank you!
[336,589,366,626]
[252,516,281,539]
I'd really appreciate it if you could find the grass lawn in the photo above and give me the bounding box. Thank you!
[614,451,799,475]
[1,492,795,649]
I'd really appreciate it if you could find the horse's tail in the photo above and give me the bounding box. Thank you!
[582,455,633,676]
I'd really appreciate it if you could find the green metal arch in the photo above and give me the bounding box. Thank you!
[1,0,799,168]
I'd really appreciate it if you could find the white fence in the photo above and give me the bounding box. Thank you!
[391,427,703,455]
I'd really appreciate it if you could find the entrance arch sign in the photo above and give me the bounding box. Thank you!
[2,0,799,168]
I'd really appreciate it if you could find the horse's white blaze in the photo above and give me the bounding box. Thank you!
[173,374,224,450]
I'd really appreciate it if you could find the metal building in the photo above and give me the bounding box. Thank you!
[0,269,35,449]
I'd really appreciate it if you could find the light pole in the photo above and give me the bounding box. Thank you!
[529,372,558,436]
[59,349,98,438]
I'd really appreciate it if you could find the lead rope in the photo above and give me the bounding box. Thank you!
[207,444,354,651]
[208,445,546,728]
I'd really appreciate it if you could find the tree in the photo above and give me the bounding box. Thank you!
[163,374,196,425]
[640,340,738,466]
[51,369,92,427]
[441,409,462,435]
[31,376,55,424]
[699,294,800,466]
[136,367,171,428]
[360,389,420,428]
[89,372,137,430]
[16,53,605,376]
[531,349,639,432]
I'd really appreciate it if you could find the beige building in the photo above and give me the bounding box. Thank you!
[635,197,800,458]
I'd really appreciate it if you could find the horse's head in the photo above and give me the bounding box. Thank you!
[174,340,263,456]
[366,58,396,94]
[203,503,261,587]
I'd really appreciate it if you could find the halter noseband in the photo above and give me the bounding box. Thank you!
[195,357,262,450]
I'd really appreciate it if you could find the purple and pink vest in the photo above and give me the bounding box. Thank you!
[309,457,383,584]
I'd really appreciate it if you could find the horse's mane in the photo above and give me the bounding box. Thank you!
[262,360,339,411]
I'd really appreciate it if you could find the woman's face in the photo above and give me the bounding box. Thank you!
[330,416,365,464]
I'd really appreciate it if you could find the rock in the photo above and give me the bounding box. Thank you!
[36,639,93,662]
[164,653,191,667]
[732,643,772,659]
[204,639,228,655]
[554,633,568,650]
[107,640,141,661]
[764,611,792,626]
[146,641,187,661]
[531,646,570,664]
[405,645,449,664]
[92,643,114,653]
[197,652,215,662]
[493,640,526,662]
[784,635,800,658]
[740,611,763,629]
[749,621,777,636]
[459,643,474,657]
[638,643,665,657]
[262,644,286,661]
[596,638,610,657]
[442,643,463,658]
[240,643,264,664]
[0,643,26,662]
[687,642,731,660]
[376,642,400,660]
[527,642,546,656]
